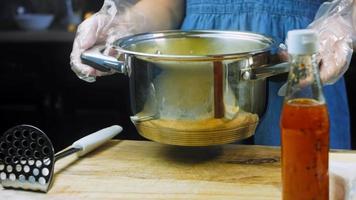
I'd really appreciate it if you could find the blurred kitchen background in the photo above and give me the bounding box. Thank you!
[0,0,355,151]
[0,0,144,152]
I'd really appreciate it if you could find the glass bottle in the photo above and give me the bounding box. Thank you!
[280,29,330,200]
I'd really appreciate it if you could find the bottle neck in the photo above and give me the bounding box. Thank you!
[284,53,325,103]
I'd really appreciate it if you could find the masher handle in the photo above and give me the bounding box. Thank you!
[72,125,123,157]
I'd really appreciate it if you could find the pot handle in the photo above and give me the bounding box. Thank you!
[241,62,290,80]
[80,45,127,74]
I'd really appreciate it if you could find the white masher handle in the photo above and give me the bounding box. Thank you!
[72,125,123,157]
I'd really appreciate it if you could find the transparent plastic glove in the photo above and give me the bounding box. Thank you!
[276,44,289,96]
[70,0,135,82]
[308,0,354,85]
[330,161,356,200]
[278,0,355,96]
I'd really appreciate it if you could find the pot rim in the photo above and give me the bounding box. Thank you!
[112,30,275,61]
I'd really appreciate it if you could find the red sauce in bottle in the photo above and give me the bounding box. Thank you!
[280,98,329,200]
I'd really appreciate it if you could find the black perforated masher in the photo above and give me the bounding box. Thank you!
[0,125,122,192]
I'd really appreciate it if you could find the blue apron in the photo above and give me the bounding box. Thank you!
[181,0,351,149]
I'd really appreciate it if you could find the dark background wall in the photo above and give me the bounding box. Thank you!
[0,0,355,151]
[0,0,103,29]
[0,41,145,152]
[345,57,356,149]
[0,0,139,152]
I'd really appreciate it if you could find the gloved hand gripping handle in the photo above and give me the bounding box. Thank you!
[81,45,127,74]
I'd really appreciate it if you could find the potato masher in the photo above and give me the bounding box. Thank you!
[0,125,122,192]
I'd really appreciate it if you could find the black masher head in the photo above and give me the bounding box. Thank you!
[0,125,55,192]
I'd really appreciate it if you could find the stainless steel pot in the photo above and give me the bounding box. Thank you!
[81,30,289,146]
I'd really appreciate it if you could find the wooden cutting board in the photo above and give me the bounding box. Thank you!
[1,140,355,200]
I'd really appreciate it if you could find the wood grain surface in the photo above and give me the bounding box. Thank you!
[1,140,355,200]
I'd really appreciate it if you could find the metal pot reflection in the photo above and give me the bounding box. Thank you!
[81,30,289,146]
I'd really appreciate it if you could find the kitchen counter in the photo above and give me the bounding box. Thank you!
[1,140,355,199]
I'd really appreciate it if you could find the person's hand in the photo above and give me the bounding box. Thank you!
[310,14,353,85]
[70,0,184,82]
[279,0,354,86]
[70,0,133,82]
[307,0,354,85]
[277,18,353,85]
[70,14,113,82]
